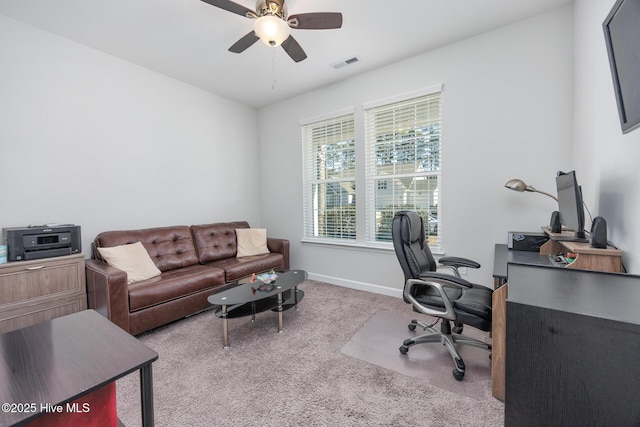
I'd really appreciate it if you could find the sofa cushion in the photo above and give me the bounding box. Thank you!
[95,226,199,272]
[208,252,284,282]
[128,264,226,312]
[191,221,249,263]
[236,228,269,257]
[97,242,161,284]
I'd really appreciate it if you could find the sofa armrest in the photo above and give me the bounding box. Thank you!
[85,259,131,334]
[267,237,290,270]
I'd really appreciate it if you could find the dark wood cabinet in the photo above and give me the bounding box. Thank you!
[491,241,626,402]
[504,263,640,426]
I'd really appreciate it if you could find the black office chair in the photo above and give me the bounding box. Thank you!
[392,210,493,381]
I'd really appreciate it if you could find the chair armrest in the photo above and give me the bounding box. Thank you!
[439,256,481,269]
[85,259,131,333]
[407,273,476,321]
[404,278,458,321]
[438,256,481,277]
[267,237,290,270]
[418,271,473,288]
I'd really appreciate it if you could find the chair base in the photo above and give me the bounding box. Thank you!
[399,319,492,381]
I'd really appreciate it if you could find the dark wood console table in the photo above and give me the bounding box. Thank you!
[491,239,625,402]
[504,264,640,426]
[0,309,158,427]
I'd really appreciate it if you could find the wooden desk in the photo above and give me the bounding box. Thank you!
[505,264,640,426]
[491,238,624,401]
[492,243,552,287]
[0,310,158,427]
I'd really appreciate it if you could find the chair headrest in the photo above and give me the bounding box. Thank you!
[400,211,424,244]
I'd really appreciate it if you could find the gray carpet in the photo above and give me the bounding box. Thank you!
[116,281,504,426]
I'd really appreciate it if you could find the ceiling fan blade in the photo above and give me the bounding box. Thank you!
[229,31,260,53]
[200,0,255,18]
[288,12,343,30]
[281,35,307,62]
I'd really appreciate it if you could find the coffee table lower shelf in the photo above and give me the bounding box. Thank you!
[212,288,304,348]
[207,270,308,348]
[212,288,304,319]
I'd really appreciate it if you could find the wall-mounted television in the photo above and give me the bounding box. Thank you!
[603,0,640,134]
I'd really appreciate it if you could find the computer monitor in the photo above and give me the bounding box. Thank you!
[555,171,587,241]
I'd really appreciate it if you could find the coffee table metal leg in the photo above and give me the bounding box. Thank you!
[294,285,299,311]
[277,292,284,332]
[222,304,230,349]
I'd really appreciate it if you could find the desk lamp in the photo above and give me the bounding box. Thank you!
[504,178,558,202]
[505,178,560,232]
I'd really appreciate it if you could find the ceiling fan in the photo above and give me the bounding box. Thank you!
[201,0,343,62]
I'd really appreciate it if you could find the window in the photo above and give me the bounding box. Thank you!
[365,88,442,250]
[301,85,442,251]
[302,111,356,241]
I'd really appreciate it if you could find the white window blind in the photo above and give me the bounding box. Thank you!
[302,113,356,241]
[364,90,442,251]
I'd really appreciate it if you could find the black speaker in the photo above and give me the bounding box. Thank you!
[549,211,561,233]
[590,216,608,248]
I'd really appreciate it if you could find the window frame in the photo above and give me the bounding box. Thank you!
[363,85,443,252]
[301,109,357,243]
[300,84,443,253]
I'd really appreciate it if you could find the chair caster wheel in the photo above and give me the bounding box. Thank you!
[408,323,417,331]
[453,369,465,381]
[399,345,409,355]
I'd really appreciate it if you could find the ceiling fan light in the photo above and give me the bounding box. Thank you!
[254,15,290,47]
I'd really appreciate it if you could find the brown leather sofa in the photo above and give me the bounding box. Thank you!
[85,221,289,335]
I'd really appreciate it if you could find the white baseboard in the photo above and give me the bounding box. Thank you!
[306,273,403,299]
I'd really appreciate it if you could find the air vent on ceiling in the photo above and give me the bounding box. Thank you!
[331,56,360,70]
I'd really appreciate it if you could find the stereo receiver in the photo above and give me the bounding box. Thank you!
[508,231,549,252]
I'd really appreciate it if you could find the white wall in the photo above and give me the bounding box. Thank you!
[10,4,626,297]
[258,6,575,294]
[0,15,260,256]
[574,0,640,274]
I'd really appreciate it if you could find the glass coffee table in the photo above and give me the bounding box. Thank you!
[207,269,307,348]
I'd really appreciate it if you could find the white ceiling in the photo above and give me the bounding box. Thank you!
[0,0,573,108]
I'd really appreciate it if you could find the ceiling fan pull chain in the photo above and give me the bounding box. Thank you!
[272,48,277,90]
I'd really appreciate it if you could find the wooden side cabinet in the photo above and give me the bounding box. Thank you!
[504,264,640,426]
[0,254,86,334]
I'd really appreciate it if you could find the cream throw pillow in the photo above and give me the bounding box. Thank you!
[97,241,161,284]
[236,228,270,258]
